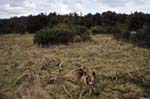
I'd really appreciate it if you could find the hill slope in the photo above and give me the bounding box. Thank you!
[0,34,150,99]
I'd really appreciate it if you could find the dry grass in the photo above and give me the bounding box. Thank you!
[0,34,150,99]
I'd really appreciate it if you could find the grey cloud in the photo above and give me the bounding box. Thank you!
[96,0,129,7]
[0,0,26,7]
[0,0,150,18]
[9,1,25,7]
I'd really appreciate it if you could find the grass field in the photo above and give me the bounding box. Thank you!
[0,34,150,99]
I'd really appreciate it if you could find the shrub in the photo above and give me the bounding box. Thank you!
[54,24,89,35]
[113,24,150,48]
[33,25,90,46]
[72,25,90,41]
[109,26,121,34]
[113,26,129,40]
[53,23,70,29]
[73,25,88,34]
[34,28,75,46]
[91,26,103,34]
[91,25,121,34]
[135,26,150,47]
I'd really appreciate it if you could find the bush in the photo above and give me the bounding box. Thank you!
[91,26,103,34]
[113,25,130,40]
[91,25,121,34]
[135,26,150,47]
[109,26,121,34]
[113,24,150,48]
[72,25,90,41]
[33,25,90,46]
[53,23,70,29]
[34,28,75,46]
[73,25,88,34]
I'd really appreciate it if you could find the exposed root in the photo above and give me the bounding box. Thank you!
[2,65,99,99]
[62,85,73,98]
[78,66,98,98]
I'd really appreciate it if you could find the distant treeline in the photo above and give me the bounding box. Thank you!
[0,11,150,47]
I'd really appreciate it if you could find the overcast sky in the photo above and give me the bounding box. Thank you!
[0,0,150,18]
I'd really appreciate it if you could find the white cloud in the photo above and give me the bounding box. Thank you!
[97,0,128,7]
[0,0,150,18]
